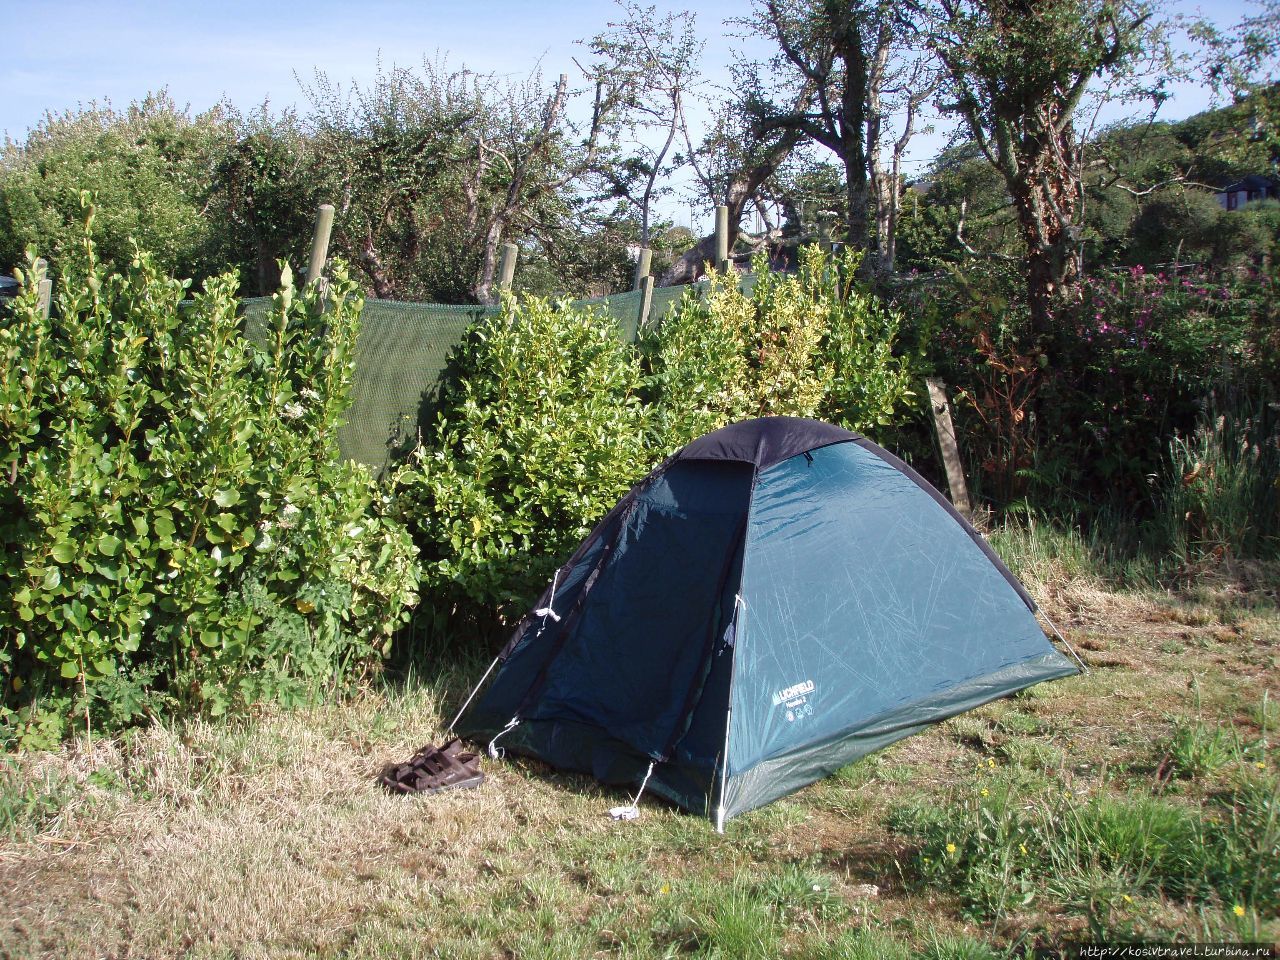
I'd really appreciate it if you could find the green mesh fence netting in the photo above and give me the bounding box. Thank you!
[242,276,742,475]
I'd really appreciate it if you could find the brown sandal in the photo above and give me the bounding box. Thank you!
[379,738,486,795]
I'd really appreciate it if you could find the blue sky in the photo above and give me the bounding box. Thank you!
[0,0,1261,226]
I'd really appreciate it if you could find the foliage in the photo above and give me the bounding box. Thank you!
[0,65,652,305]
[1213,198,1280,269]
[392,295,650,637]
[1048,268,1266,507]
[1127,189,1225,267]
[0,92,232,284]
[912,259,1273,529]
[204,106,317,297]
[0,211,420,737]
[643,246,919,451]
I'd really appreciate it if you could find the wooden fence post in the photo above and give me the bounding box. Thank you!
[714,205,730,273]
[636,274,655,331]
[633,247,652,290]
[306,204,335,291]
[926,377,973,519]
[817,212,834,253]
[498,242,518,291]
[33,258,51,319]
[36,279,52,320]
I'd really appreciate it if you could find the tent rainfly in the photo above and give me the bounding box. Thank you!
[455,417,1079,829]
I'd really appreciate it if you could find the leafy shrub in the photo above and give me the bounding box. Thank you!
[1211,199,1280,270]
[393,294,650,636]
[642,246,918,451]
[640,271,753,445]
[1127,190,1223,267]
[0,209,420,736]
[397,249,921,643]
[1052,267,1260,500]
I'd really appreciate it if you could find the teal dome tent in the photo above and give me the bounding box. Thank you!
[455,416,1079,830]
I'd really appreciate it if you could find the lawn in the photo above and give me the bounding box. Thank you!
[1,538,1276,959]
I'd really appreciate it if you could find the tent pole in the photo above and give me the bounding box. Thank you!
[714,706,732,834]
[1037,610,1089,675]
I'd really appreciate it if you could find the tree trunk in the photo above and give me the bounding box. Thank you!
[829,0,869,251]
[1004,116,1082,332]
[359,232,397,300]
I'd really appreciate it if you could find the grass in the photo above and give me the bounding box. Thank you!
[0,525,1277,957]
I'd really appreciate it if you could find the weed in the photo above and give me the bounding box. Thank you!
[1162,716,1240,779]
[802,925,912,960]
[691,886,782,959]
[0,758,75,839]
[757,861,848,925]
[999,739,1065,772]
[920,932,1005,960]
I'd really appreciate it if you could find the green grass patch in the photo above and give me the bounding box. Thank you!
[889,761,1280,935]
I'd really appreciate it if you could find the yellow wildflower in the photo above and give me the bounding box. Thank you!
[946,842,957,854]
[987,758,996,769]
[1020,844,1028,855]
[1256,762,1266,770]
[660,884,670,895]
[1233,905,1246,917]
[980,788,990,797]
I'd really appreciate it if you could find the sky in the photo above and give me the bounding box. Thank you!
[0,0,1262,228]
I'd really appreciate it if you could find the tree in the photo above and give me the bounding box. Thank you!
[206,105,315,296]
[739,0,937,275]
[294,61,593,305]
[581,2,704,249]
[919,0,1154,330]
[0,92,232,283]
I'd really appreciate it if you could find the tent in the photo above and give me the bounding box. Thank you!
[455,416,1078,829]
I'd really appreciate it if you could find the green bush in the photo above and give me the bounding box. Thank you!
[0,210,420,737]
[393,294,650,637]
[642,246,919,451]
[395,249,920,643]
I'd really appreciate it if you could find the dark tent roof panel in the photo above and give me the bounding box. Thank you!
[675,416,858,469]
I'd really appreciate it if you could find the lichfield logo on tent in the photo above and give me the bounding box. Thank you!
[772,680,815,706]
